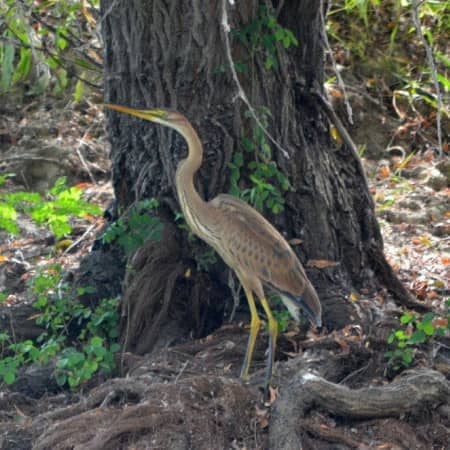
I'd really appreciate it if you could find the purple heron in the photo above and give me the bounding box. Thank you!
[104,104,322,387]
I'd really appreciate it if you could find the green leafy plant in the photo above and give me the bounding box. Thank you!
[0,176,101,237]
[229,109,292,214]
[228,9,295,215]
[233,4,298,71]
[102,198,163,255]
[0,0,101,96]
[174,212,218,272]
[385,300,450,371]
[0,264,120,388]
[327,1,448,154]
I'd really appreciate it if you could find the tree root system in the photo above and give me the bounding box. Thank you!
[1,324,449,450]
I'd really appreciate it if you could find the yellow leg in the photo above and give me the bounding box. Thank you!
[259,297,278,387]
[240,288,261,380]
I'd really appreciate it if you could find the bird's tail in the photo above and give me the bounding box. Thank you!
[279,281,322,327]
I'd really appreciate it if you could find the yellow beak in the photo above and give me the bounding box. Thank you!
[103,104,167,122]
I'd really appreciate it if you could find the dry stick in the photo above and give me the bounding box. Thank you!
[174,360,189,384]
[62,223,97,255]
[315,92,371,191]
[75,127,98,184]
[320,0,353,124]
[411,0,443,157]
[302,421,364,449]
[0,155,64,166]
[220,0,290,159]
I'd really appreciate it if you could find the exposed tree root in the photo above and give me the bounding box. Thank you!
[120,221,186,355]
[269,368,449,450]
[32,375,259,450]
[301,420,365,448]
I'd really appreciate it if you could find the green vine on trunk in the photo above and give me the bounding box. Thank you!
[228,6,296,214]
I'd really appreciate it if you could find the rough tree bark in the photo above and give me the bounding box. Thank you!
[101,0,411,354]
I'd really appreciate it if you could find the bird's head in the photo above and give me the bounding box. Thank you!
[103,104,188,133]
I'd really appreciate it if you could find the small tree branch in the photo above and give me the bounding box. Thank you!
[410,0,443,157]
[220,0,290,159]
[320,0,353,124]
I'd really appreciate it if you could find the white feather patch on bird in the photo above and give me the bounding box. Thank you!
[279,294,300,322]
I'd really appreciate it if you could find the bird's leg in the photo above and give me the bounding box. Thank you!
[240,287,261,380]
[258,297,278,389]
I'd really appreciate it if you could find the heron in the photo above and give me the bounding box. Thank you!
[104,104,322,388]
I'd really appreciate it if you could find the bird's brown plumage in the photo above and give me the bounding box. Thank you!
[103,104,322,388]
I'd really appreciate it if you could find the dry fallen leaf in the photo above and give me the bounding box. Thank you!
[378,166,391,179]
[268,385,278,405]
[432,318,448,328]
[333,335,350,353]
[330,126,343,147]
[75,182,92,190]
[307,259,339,268]
[255,405,270,429]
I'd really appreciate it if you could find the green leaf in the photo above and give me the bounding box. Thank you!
[68,375,81,388]
[394,330,407,340]
[402,351,413,365]
[233,152,244,168]
[4,371,16,385]
[70,57,98,71]
[13,48,32,82]
[74,79,84,103]
[400,313,414,324]
[265,56,275,70]
[421,321,435,336]
[110,343,121,353]
[55,372,67,386]
[437,73,450,90]
[410,330,426,344]
[274,29,284,41]
[1,43,15,92]
[56,358,69,369]
[90,336,103,347]
[67,352,85,366]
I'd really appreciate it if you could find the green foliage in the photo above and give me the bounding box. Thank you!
[385,299,450,371]
[273,309,291,334]
[229,108,292,214]
[102,199,163,255]
[0,264,119,388]
[174,212,218,272]
[228,9,295,215]
[233,4,298,71]
[0,176,101,238]
[269,293,297,333]
[0,0,100,96]
[327,0,449,138]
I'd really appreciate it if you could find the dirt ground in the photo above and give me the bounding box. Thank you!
[0,90,449,449]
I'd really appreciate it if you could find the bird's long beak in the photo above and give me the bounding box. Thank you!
[103,104,167,123]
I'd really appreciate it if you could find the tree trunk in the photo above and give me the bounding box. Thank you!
[101,0,410,354]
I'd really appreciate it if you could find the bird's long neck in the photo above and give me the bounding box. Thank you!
[175,123,210,237]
